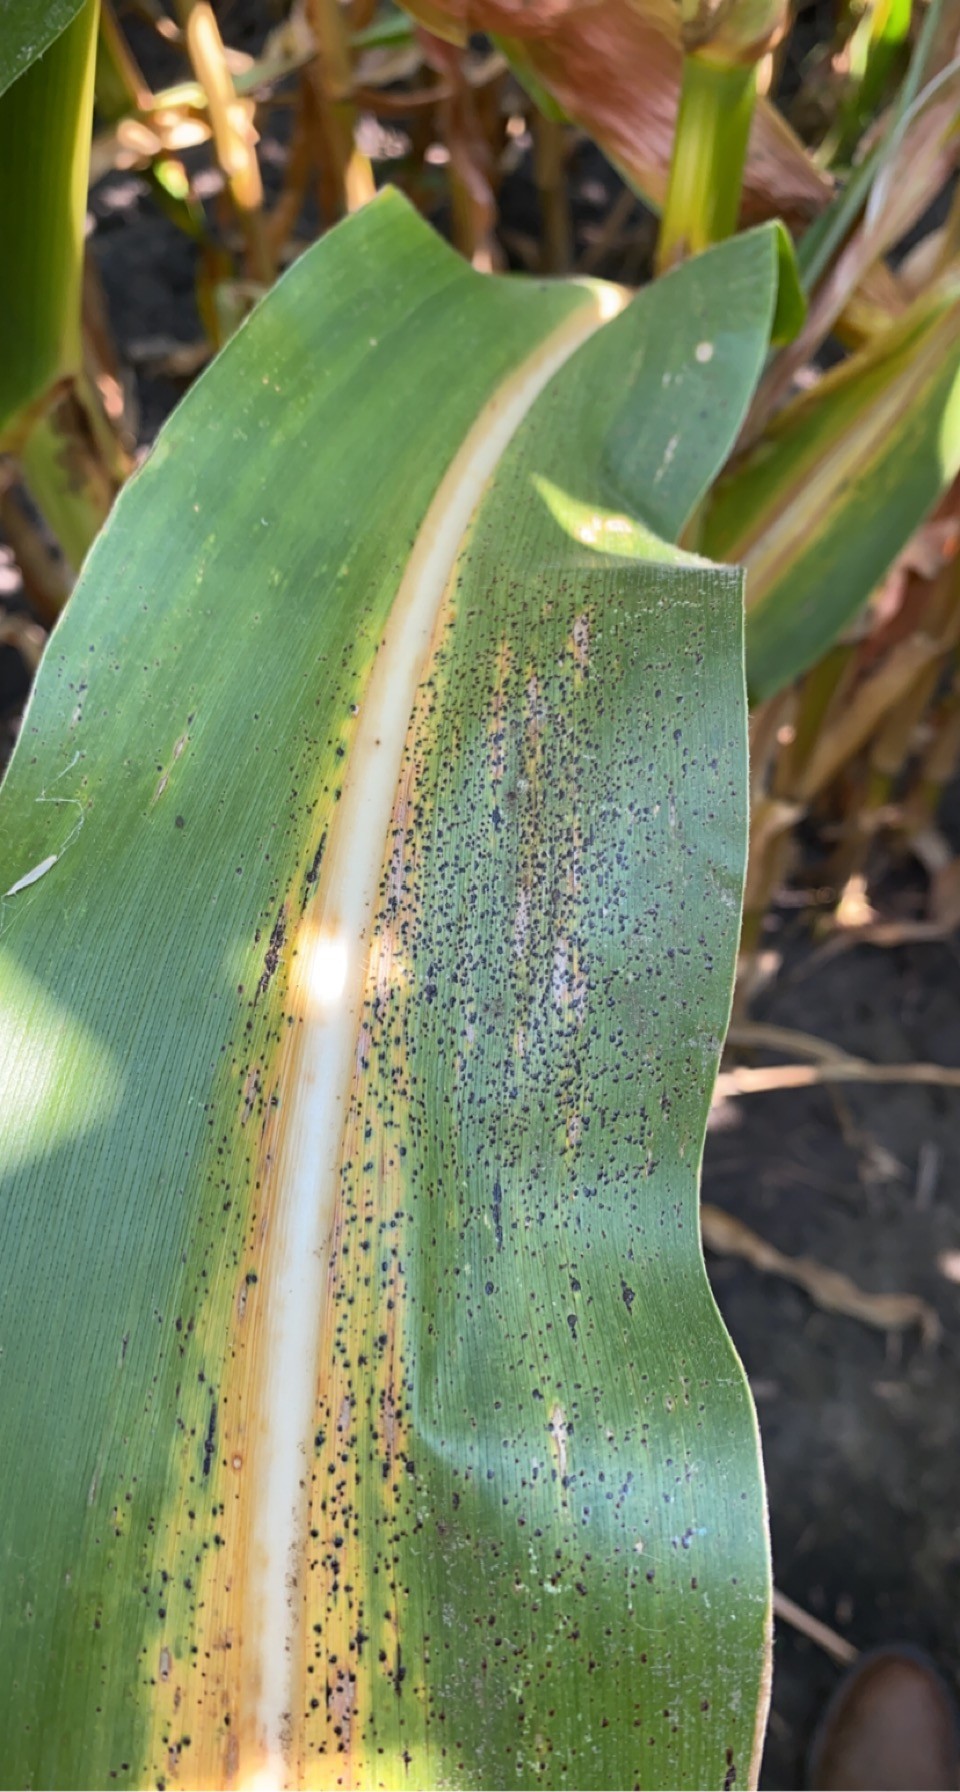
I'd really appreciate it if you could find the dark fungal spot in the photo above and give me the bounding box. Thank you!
[491,1179,503,1251]
[256,907,286,1000]
[305,830,327,895]
[201,1401,218,1478]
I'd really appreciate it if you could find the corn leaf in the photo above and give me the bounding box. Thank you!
[0,193,777,1790]
[0,0,97,443]
[0,0,88,95]
[705,274,960,700]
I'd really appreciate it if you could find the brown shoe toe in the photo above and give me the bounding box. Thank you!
[809,1647,960,1790]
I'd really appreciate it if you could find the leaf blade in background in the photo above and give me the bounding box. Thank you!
[0,0,98,442]
[704,275,960,699]
[0,193,772,1788]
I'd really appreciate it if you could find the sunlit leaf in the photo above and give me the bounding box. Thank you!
[0,193,777,1790]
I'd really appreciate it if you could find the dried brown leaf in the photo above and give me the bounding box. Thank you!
[403,0,830,227]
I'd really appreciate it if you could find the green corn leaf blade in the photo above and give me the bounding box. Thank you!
[770,222,806,346]
[704,275,960,701]
[0,192,775,1790]
[834,0,912,163]
[351,8,419,50]
[0,0,87,95]
[0,0,97,443]
[593,222,789,539]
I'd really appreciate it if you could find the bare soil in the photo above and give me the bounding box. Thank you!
[706,897,960,1788]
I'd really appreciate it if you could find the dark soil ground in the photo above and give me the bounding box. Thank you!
[3,22,959,1785]
[707,913,960,1788]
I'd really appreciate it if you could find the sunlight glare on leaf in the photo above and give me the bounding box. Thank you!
[304,926,349,1010]
[0,950,123,1172]
[531,472,687,560]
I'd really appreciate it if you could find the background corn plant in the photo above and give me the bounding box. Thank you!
[2,0,960,1786]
